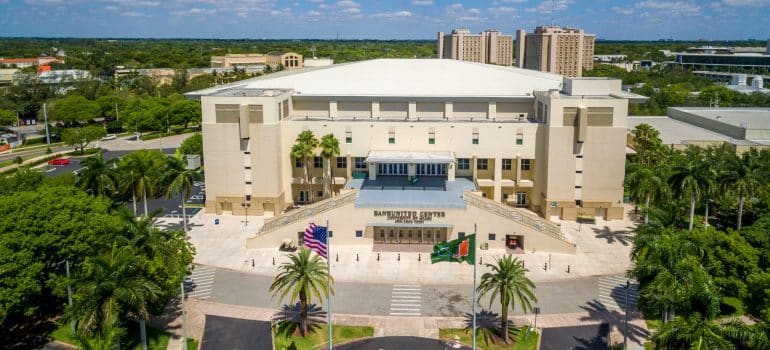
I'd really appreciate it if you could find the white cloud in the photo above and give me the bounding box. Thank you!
[104,5,119,11]
[530,0,572,13]
[501,0,527,3]
[611,6,634,14]
[411,0,433,5]
[635,0,701,15]
[121,11,148,17]
[372,10,413,18]
[488,6,517,12]
[307,10,322,16]
[171,7,216,16]
[341,7,360,13]
[335,0,357,7]
[721,0,770,5]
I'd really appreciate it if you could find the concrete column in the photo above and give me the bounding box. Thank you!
[447,161,456,181]
[329,101,338,119]
[516,156,522,182]
[346,154,352,179]
[408,163,416,178]
[493,156,502,202]
[408,101,417,120]
[368,162,377,180]
[488,101,496,120]
[472,156,478,181]
[444,101,453,119]
[372,101,380,119]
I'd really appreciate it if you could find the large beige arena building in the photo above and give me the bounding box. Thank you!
[188,59,642,252]
[515,26,595,77]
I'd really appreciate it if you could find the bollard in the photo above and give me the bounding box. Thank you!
[272,257,275,265]
[398,253,400,261]
[377,253,380,261]
[480,257,483,264]
[356,253,359,262]
[336,254,339,262]
[418,253,421,262]
[567,265,571,273]
[544,262,547,271]
[251,259,254,267]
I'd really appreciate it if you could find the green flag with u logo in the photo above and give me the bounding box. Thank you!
[431,234,475,265]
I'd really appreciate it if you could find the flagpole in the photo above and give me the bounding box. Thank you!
[472,223,477,350]
[327,219,333,350]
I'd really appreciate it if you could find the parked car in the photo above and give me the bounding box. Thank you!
[48,158,70,166]
[183,277,195,292]
[193,181,205,187]
[101,134,117,141]
[189,195,204,201]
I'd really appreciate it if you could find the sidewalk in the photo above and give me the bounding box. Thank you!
[154,298,649,350]
[186,208,637,284]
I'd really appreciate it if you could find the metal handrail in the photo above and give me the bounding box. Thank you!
[463,192,567,242]
[256,190,358,236]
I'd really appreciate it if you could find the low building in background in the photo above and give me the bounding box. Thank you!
[515,26,595,77]
[0,56,63,68]
[667,45,770,71]
[0,68,21,86]
[37,69,92,84]
[628,107,770,153]
[437,29,513,66]
[211,53,266,68]
[266,51,303,70]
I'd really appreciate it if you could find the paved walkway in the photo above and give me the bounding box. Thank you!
[185,205,638,284]
[155,298,649,350]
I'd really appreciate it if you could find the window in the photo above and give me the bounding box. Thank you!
[488,233,496,241]
[576,170,583,174]
[503,193,509,201]
[477,158,488,170]
[516,136,523,145]
[575,185,582,189]
[316,191,323,198]
[354,157,367,169]
[282,99,289,118]
[336,157,347,168]
[245,181,252,185]
[248,105,263,123]
[457,158,470,170]
[428,137,435,144]
[502,159,512,170]
[295,158,303,168]
[328,230,333,238]
[516,192,527,206]
[245,166,251,170]
[472,138,479,145]
[428,128,435,144]
[215,104,240,123]
[520,159,531,171]
[356,230,363,238]
[314,156,323,168]
[345,129,352,144]
[458,232,466,239]
[388,127,395,144]
[472,128,479,145]
[389,137,395,144]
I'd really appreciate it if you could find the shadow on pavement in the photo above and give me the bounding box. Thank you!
[590,225,635,246]
[579,299,649,345]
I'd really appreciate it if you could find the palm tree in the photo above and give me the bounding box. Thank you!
[722,149,766,230]
[118,150,166,217]
[76,153,118,197]
[653,314,766,349]
[625,162,668,224]
[476,255,537,344]
[66,242,161,350]
[290,131,318,204]
[269,248,333,336]
[320,134,340,198]
[668,147,715,231]
[631,123,663,166]
[162,157,198,232]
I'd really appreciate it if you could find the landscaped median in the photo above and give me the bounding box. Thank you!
[274,324,374,350]
[51,321,198,350]
[439,327,539,350]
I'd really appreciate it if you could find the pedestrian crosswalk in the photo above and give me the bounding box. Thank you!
[187,266,216,300]
[598,275,639,311]
[389,284,422,316]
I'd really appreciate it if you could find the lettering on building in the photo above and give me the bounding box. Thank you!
[373,210,446,224]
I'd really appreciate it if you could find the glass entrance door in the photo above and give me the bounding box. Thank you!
[415,163,447,176]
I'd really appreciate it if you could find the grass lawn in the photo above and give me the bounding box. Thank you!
[439,327,539,350]
[274,325,374,350]
[720,296,745,317]
[51,322,198,350]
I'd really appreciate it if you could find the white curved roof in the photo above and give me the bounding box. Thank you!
[192,59,564,98]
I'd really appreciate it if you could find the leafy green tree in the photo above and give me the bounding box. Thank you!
[629,123,664,166]
[476,256,536,344]
[178,133,202,159]
[76,153,118,197]
[66,243,160,350]
[54,95,100,124]
[168,99,200,129]
[746,272,770,323]
[0,168,44,195]
[0,186,117,326]
[162,157,199,232]
[0,109,16,126]
[95,95,124,120]
[668,147,715,231]
[62,125,107,154]
[290,130,319,204]
[625,162,668,224]
[269,249,332,337]
[320,134,340,198]
[653,314,746,350]
[721,149,767,230]
[117,150,166,216]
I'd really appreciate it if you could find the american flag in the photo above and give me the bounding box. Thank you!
[303,223,328,259]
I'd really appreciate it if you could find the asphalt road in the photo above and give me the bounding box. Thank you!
[540,324,610,350]
[192,265,622,317]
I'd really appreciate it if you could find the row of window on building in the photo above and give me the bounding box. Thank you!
[294,157,532,171]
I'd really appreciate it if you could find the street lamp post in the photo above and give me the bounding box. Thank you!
[241,201,251,226]
[180,279,188,350]
[57,259,75,334]
[624,280,630,349]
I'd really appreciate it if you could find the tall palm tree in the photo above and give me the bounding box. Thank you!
[162,157,198,232]
[118,150,166,217]
[320,134,340,198]
[76,153,118,197]
[476,255,536,344]
[625,162,668,224]
[269,248,333,336]
[668,147,715,231]
[290,131,318,204]
[66,242,161,350]
[653,314,766,349]
[722,149,766,230]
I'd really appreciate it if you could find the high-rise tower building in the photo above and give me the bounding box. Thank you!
[515,26,595,77]
[437,29,513,66]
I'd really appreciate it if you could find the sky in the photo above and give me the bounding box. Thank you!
[0,0,768,40]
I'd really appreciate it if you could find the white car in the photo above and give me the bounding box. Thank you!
[189,195,204,201]
[193,181,205,187]
[101,134,117,141]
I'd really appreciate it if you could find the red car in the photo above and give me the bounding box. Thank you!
[48,158,71,166]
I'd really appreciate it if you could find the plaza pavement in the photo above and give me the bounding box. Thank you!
[182,204,638,284]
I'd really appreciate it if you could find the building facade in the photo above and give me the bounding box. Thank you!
[188,59,639,251]
[437,29,513,66]
[266,52,304,70]
[210,54,266,68]
[515,26,595,77]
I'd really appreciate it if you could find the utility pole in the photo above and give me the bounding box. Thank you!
[43,102,51,145]
[115,102,119,121]
[624,280,630,349]
[180,280,188,350]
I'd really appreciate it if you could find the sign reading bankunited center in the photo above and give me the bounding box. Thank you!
[373,210,446,224]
